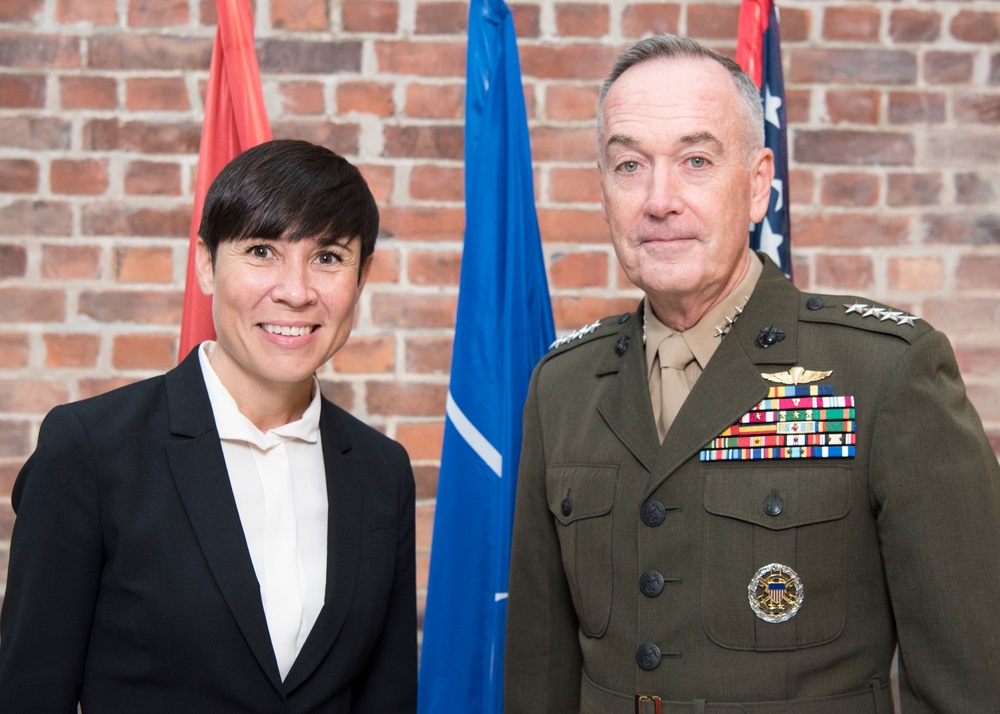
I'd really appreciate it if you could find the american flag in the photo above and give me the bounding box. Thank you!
[737,0,792,277]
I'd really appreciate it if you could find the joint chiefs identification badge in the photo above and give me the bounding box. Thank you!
[748,563,804,623]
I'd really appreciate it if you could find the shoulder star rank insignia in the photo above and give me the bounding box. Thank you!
[843,302,920,327]
[549,319,602,350]
[761,366,832,385]
[749,563,804,623]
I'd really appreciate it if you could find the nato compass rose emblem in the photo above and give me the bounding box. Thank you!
[748,563,804,623]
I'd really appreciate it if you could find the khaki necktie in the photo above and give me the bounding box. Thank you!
[657,334,694,439]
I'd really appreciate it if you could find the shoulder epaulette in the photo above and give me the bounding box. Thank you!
[799,294,931,344]
[548,313,632,353]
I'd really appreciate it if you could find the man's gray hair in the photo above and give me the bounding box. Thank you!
[597,34,765,166]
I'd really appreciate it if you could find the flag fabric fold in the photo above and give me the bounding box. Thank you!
[737,0,792,277]
[417,1,555,712]
[178,0,271,360]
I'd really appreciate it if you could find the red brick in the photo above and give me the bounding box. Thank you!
[924,298,1000,336]
[59,75,117,109]
[789,169,814,206]
[88,35,211,71]
[367,249,400,283]
[955,173,996,205]
[511,4,540,37]
[779,7,810,42]
[530,127,598,162]
[415,2,467,34]
[925,51,974,85]
[950,11,1000,44]
[784,89,810,124]
[78,290,182,324]
[383,126,463,160]
[956,255,1000,291]
[409,166,463,202]
[921,214,1000,245]
[277,81,325,115]
[405,83,464,120]
[43,333,100,368]
[814,254,874,292]
[953,343,1000,378]
[538,209,608,244]
[337,81,394,116]
[408,251,462,287]
[545,85,599,122]
[258,40,362,75]
[794,130,913,167]
[81,203,190,237]
[127,0,188,26]
[332,336,396,374]
[79,377,140,400]
[0,200,72,236]
[357,164,394,205]
[925,134,1000,166]
[549,167,601,203]
[556,4,610,38]
[84,119,202,154]
[0,116,72,151]
[955,94,1000,125]
[51,159,110,196]
[0,32,80,69]
[823,6,880,42]
[1,0,42,21]
[115,246,174,283]
[788,49,916,85]
[271,0,327,31]
[375,41,465,77]
[820,173,879,207]
[317,379,355,412]
[343,0,398,33]
[413,465,439,500]
[888,257,944,292]
[0,75,45,108]
[0,335,29,369]
[889,9,941,43]
[688,3,739,40]
[41,244,101,280]
[794,214,910,248]
[0,160,39,193]
[58,0,117,24]
[271,122,360,156]
[112,333,177,371]
[888,91,946,124]
[0,246,27,278]
[371,293,457,329]
[520,45,620,81]
[0,379,69,414]
[621,4,680,37]
[887,173,942,207]
[382,206,465,240]
[396,421,445,461]
[126,77,190,111]
[549,251,609,289]
[991,53,1000,86]
[0,420,32,458]
[552,296,640,332]
[825,89,880,125]
[405,337,452,375]
[366,382,447,417]
[125,160,182,196]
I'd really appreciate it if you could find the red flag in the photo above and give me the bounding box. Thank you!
[178,0,271,361]
[736,0,769,89]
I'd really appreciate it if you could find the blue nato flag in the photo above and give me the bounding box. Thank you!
[416,1,555,713]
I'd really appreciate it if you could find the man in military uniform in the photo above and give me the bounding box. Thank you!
[504,35,1000,713]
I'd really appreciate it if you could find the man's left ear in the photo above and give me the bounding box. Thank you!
[194,238,215,297]
[749,148,775,224]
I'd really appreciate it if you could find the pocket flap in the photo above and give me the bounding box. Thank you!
[546,464,618,525]
[704,466,850,530]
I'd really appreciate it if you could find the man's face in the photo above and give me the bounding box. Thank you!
[195,234,370,396]
[599,57,773,311]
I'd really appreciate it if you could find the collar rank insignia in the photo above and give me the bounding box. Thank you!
[749,563,803,623]
[549,319,601,350]
[844,302,919,327]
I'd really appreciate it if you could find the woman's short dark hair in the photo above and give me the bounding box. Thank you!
[199,140,379,268]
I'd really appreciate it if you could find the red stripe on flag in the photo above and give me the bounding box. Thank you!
[178,0,271,361]
[736,0,771,88]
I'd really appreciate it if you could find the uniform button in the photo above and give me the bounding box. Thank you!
[560,498,572,517]
[636,643,662,671]
[806,296,825,310]
[763,496,783,517]
[641,500,666,527]
[639,570,665,598]
[619,313,631,324]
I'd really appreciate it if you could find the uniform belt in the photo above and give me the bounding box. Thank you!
[580,671,893,714]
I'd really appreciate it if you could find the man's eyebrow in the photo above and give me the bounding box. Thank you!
[604,134,639,152]
[679,132,724,152]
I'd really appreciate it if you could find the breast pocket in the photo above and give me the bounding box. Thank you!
[546,464,618,638]
[701,465,850,651]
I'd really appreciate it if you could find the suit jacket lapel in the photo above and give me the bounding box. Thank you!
[283,398,361,692]
[163,351,284,691]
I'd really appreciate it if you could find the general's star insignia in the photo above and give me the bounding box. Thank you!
[549,319,602,350]
[843,302,868,314]
[761,366,832,385]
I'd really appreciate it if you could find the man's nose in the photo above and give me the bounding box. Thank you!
[644,166,684,217]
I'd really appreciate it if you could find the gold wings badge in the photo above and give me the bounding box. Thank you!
[761,366,832,385]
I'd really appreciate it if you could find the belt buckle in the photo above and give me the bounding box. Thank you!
[635,694,662,714]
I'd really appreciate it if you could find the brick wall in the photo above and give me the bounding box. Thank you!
[1,0,998,636]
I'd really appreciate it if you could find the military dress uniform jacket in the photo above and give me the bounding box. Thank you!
[505,254,1000,714]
